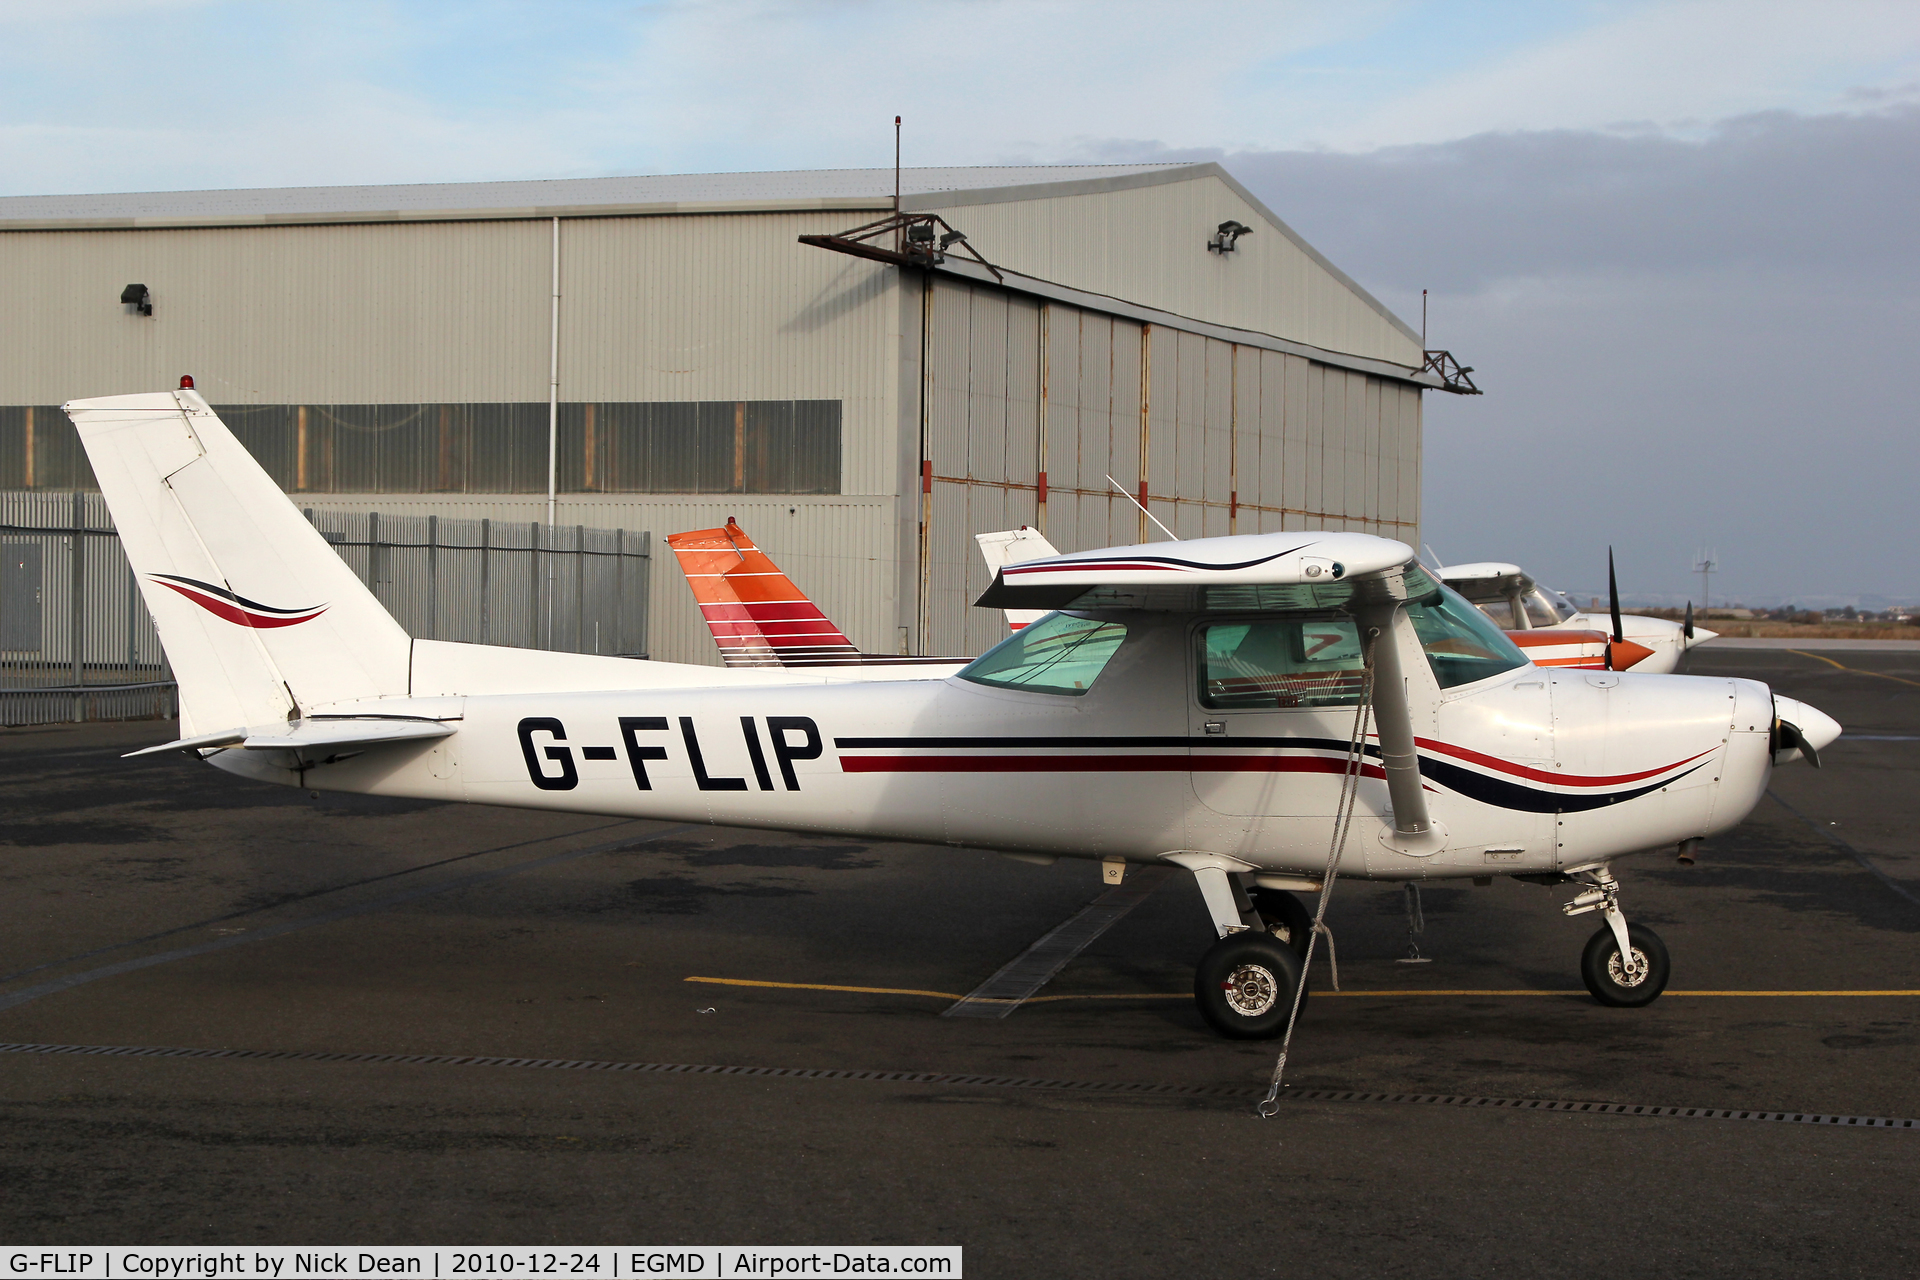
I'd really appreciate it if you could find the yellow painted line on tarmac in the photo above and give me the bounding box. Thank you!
[1663,990,1920,997]
[687,976,964,1000]
[688,977,1920,1002]
[1787,649,1920,688]
[1322,989,1920,997]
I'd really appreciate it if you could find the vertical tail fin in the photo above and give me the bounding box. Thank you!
[65,389,411,734]
[666,519,860,668]
[973,527,1060,631]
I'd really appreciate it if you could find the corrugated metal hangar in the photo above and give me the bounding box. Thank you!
[0,163,1445,665]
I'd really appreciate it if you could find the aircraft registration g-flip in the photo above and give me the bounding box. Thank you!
[68,386,1841,1038]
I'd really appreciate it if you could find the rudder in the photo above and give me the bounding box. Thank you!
[666,519,860,667]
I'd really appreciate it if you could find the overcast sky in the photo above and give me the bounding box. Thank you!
[4,0,1916,604]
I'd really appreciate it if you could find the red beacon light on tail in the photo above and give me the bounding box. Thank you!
[178,375,195,390]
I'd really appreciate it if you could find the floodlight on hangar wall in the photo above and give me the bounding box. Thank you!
[1207,221,1252,254]
[120,283,152,316]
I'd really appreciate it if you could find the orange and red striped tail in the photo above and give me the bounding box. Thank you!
[666,519,861,668]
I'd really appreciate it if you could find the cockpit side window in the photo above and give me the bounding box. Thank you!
[959,611,1128,696]
[1407,585,1531,688]
[1474,597,1523,629]
[1523,587,1574,627]
[1198,617,1365,709]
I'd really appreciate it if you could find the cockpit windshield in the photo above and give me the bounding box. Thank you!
[1408,584,1531,687]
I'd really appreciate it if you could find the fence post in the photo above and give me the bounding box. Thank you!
[575,524,586,654]
[70,491,85,698]
[530,521,543,650]
[613,528,625,657]
[638,531,650,660]
[426,514,438,641]
[125,551,137,675]
[480,519,491,646]
[368,510,382,598]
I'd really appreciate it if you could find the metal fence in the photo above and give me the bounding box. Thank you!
[302,511,651,656]
[1,493,650,727]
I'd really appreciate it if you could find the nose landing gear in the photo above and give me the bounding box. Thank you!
[1564,866,1670,1007]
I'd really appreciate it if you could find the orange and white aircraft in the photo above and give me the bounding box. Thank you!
[1439,561,1716,676]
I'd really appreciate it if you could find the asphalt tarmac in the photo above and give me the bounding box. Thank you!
[2,647,1917,1276]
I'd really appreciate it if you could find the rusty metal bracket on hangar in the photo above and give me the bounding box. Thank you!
[799,212,1005,281]
[1421,348,1482,395]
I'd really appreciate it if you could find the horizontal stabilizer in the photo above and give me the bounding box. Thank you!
[127,717,454,758]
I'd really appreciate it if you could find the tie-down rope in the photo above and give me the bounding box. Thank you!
[1258,625,1378,1118]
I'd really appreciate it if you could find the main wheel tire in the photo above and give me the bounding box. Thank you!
[1250,887,1315,959]
[1580,922,1671,1007]
[1194,930,1307,1039]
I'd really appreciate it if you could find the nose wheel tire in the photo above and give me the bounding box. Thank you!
[1194,930,1306,1039]
[1580,922,1670,1007]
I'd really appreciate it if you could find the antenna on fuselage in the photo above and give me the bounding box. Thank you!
[1106,474,1177,541]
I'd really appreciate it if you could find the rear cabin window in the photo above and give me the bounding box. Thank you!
[959,612,1128,696]
[1198,618,1365,709]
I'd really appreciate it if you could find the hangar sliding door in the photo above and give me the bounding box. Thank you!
[913,278,1422,658]
[920,281,1042,659]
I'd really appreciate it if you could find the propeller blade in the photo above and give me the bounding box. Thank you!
[1684,600,1695,641]
[1607,547,1624,645]
[1774,718,1823,769]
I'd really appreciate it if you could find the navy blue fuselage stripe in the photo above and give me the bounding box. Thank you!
[1412,758,1706,814]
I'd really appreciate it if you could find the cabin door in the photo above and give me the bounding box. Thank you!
[1186,614,1375,818]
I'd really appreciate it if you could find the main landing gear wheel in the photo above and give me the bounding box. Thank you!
[1250,887,1315,960]
[1194,930,1306,1039]
[1581,923,1671,1007]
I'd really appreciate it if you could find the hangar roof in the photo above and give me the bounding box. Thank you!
[0,160,1428,365]
[0,164,1193,229]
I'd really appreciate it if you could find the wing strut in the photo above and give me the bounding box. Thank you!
[1357,597,1432,840]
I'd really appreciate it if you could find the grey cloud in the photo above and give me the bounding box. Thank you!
[1070,110,1920,603]
[1110,107,1920,293]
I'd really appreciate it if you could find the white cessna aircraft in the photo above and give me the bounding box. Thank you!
[68,386,1839,1038]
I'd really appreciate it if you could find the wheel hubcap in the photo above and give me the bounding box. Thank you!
[1607,946,1650,988]
[1222,963,1281,1016]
